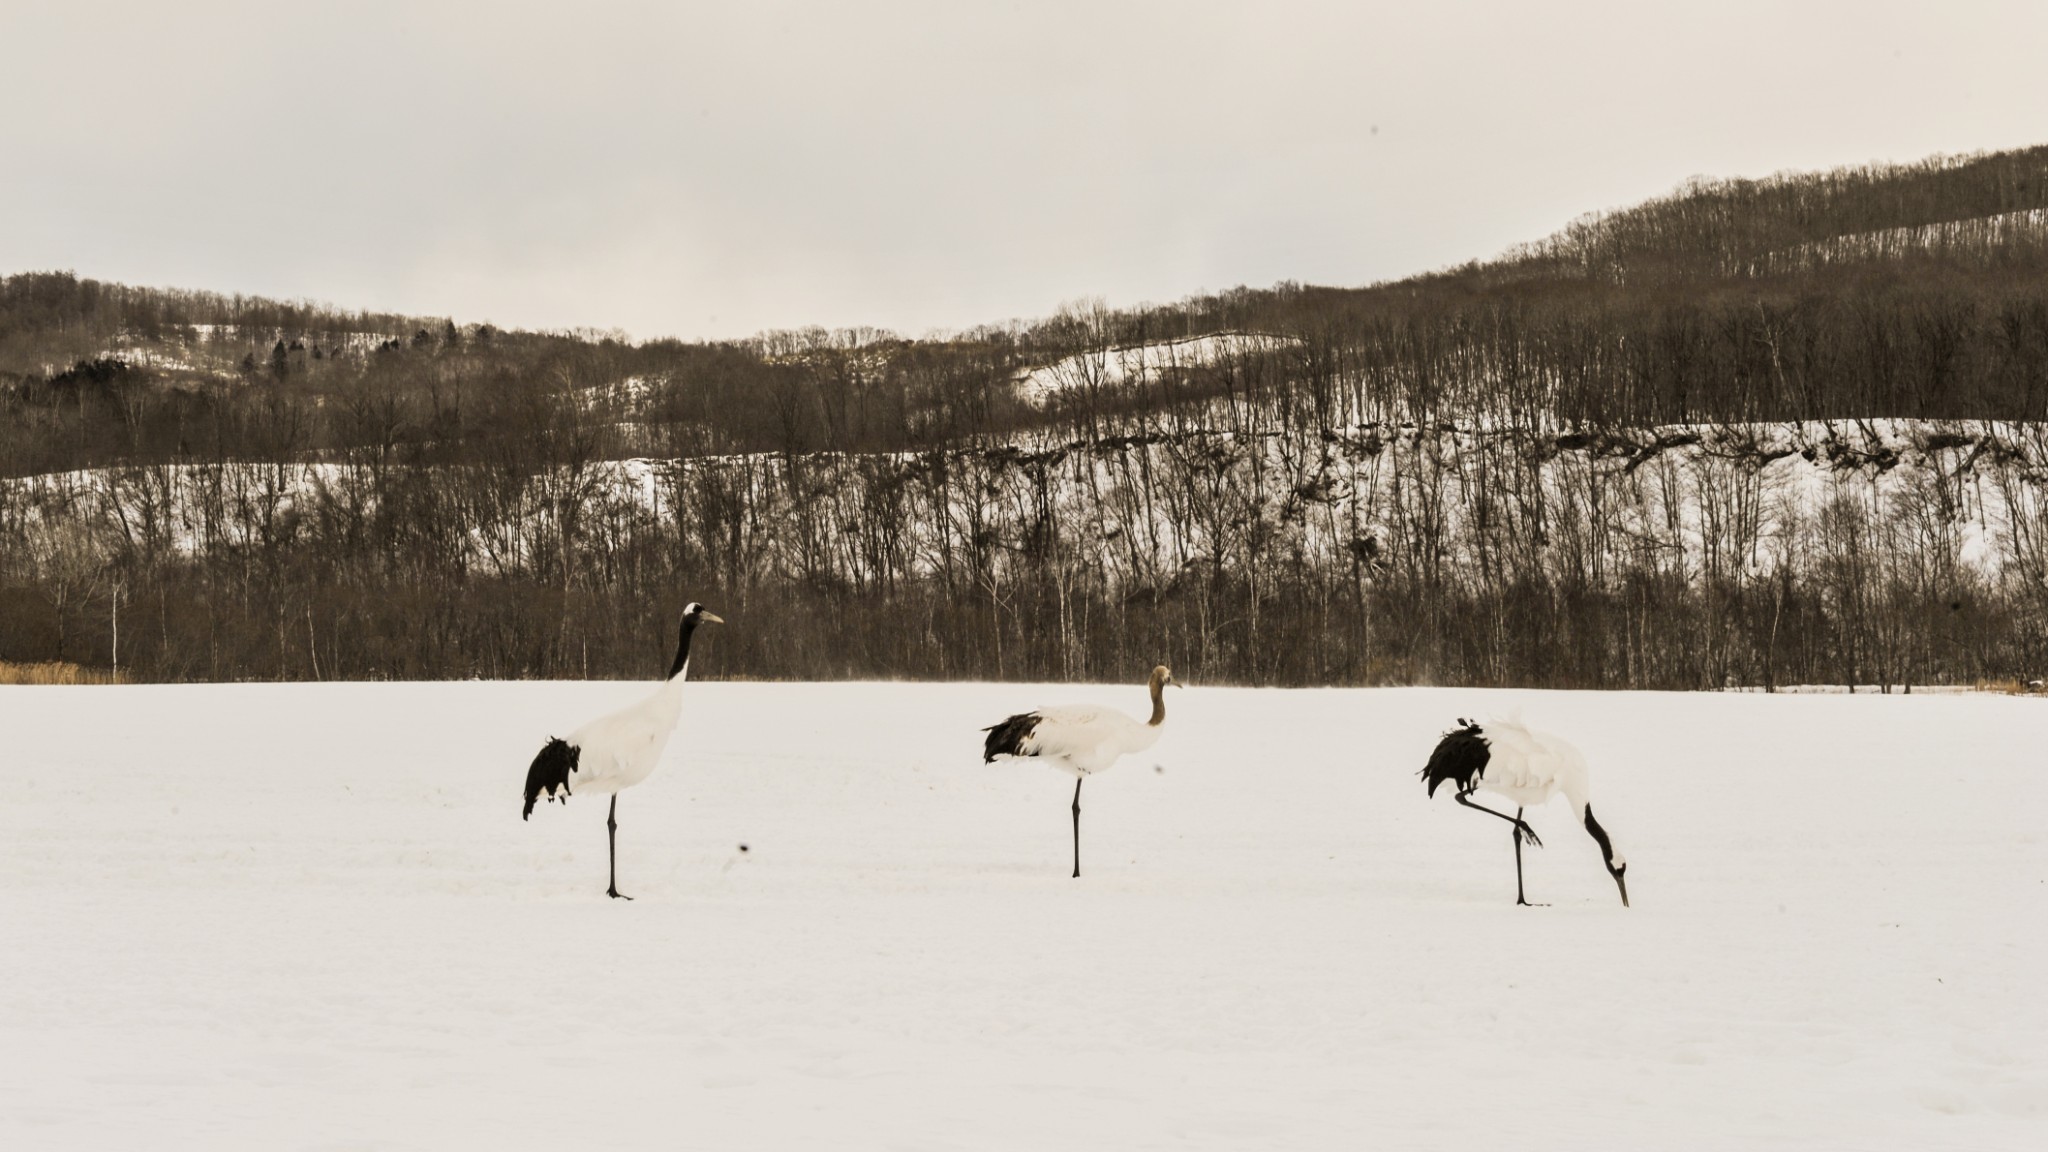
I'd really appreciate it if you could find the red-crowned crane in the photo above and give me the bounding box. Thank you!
[981,665,1179,878]
[522,602,723,899]
[1421,717,1628,907]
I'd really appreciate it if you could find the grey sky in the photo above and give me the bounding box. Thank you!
[4,1,2045,340]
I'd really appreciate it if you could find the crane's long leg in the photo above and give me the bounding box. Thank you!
[1071,776,1083,879]
[1455,789,1542,846]
[607,795,631,901]
[1512,808,1544,906]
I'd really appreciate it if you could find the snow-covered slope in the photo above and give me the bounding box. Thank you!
[1756,207,2048,274]
[49,325,406,380]
[13,417,2044,591]
[1014,332,1300,404]
[2,682,2042,1148]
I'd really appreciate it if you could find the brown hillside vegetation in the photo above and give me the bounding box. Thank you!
[4,144,2048,687]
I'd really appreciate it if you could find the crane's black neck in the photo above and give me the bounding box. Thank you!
[1583,804,1619,868]
[666,615,702,681]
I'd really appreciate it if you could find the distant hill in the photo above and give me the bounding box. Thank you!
[5,143,2048,689]
[7,143,2048,477]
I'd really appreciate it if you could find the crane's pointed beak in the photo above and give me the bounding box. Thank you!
[1612,869,1629,908]
[701,611,725,625]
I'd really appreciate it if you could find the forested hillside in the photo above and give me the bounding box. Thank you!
[5,145,2048,687]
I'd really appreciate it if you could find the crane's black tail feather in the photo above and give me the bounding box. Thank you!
[981,712,1042,762]
[523,737,580,819]
[1421,720,1490,798]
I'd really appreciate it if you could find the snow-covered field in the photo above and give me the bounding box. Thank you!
[3,681,2044,1149]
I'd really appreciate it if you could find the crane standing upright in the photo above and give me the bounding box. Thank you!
[982,665,1179,878]
[522,602,724,899]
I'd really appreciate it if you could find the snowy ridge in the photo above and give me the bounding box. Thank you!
[1013,332,1300,404]
[10,418,2048,599]
[574,375,656,412]
[1752,207,2048,274]
[48,325,416,379]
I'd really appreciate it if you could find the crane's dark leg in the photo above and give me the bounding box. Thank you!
[1455,789,1542,846]
[1512,808,1544,906]
[1071,776,1083,879]
[606,795,631,900]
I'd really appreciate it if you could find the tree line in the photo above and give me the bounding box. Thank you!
[4,143,2048,687]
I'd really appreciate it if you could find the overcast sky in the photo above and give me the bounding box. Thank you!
[4,1,2046,341]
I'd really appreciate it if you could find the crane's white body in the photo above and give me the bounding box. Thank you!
[997,704,1162,776]
[564,672,689,796]
[1466,718,1593,818]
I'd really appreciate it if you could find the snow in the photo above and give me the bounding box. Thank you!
[44,324,401,379]
[81,347,221,377]
[3,680,2043,1148]
[1014,332,1301,404]
[577,375,657,411]
[1758,208,2048,274]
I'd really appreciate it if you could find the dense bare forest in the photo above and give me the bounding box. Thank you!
[6,145,2048,687]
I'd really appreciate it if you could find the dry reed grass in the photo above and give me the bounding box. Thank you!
[0,661,122,685]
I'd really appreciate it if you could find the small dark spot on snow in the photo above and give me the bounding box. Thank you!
[738,844,750,853]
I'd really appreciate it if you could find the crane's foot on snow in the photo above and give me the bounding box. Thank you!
[607,888,633,901]
[1515,898,1548,907]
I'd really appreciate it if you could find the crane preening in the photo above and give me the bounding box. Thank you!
[1421,717,1628,907]
[981,665,1179,878]
[521,602,724,899]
